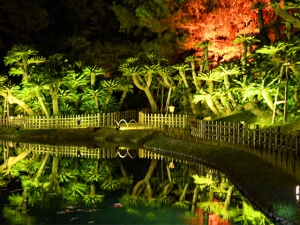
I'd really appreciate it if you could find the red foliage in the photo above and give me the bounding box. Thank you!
[177,0,276,63]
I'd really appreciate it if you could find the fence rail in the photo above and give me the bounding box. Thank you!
[2,110,300,180]
[189,118,300,181]
[138,112,194,128]
[0,108,150,129]
[190,118,300,151]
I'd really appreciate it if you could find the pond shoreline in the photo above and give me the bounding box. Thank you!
[0,127,298,224]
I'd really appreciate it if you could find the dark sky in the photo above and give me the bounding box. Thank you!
[0,0,136,73]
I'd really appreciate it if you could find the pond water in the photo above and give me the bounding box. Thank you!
[0,140,275,225]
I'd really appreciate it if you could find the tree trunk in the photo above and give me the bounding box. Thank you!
[51,91,59,115]
[49,156,61,193]
[189,95,201,114]
[262,90,282,115]
[190,61,201,92]
[206,95,219,115]
[213,96,224,114]
[35,153,50,183]
[36,88,50,117]
[224,185,234,210]
[118,160,131,195]
[132,159,158,197]
[224,74,237,108]
[179,69,189,89]
[132,74,158,112]
[119,86,129,108]
[0,151,31,170]
[271,4,300,29]
[7,94,34,116]
[90,183,96,196]
[158,182,174,198]
[191,185,199,213]
[144,88,159,112]
[293,89,300,107]
[179,183,189,202]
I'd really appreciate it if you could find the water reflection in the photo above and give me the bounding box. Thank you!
[0,140,274,224]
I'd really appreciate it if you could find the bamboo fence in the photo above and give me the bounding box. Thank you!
[0,108,150,129]
[2,109,300,181]
[189,118,300,181]
[138,111,194,128]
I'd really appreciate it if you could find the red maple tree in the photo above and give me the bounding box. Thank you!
[177,0,276,63]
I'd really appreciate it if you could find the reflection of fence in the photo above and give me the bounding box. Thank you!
[0,108,150,129]
[138,112,194,128]
[1,141,183,162]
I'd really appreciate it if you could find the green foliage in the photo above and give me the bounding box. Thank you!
[8,193,23,206]
[173,200,190,209]
[119,195,141,206]
[59,104,75,115]
[79,100,99,114]
[57,170,77,183]
[101,178,121,191]
[63,182,87,200]
[83,170,105,183]
[83,194,104,206]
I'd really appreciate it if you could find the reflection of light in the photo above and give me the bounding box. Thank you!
[115,148,137,158]
[168,106,175,114]
[296,185,299,202]
[169,161,174,169]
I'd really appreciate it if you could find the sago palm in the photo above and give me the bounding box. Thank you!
[242,74,281,114]
[4,45,45,83]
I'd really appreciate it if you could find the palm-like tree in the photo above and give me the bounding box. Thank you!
[81,159,107,205]
[58,89,79,106]
[47,156,61,194]
[172,63,201,114]
[80,100,99,114]
[117,77,134,108]
[99,96,119,113]
[242,74,282,114]
[21,79,50,117]
[156,66,177,111]
[132,159,158,200]
[233,35,260,72]
[0,78,34,116]
[255,42,289,71]
[193,89,219,115]
[63,182,88,202]
[59,104,76,115]
[4,45,45,83]
[64,68,89,90]
[172,63,191,89]
[185,56,201,92]
[197,69,223,94]
[82,87,106,109]
[195,41,211,72]
[216,63,241,108]
[171,83,191,113]
[119,59,159,112]
[41,54,72,115]
[82,65,105,87]
[100,79,120,105]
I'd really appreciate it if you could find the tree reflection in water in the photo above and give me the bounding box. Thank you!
[0,141,274,225]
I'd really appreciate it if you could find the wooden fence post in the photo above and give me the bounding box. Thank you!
[254,124,260,150]
[296,130,300,156]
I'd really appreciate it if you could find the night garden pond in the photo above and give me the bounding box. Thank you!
[0,140,277,225]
